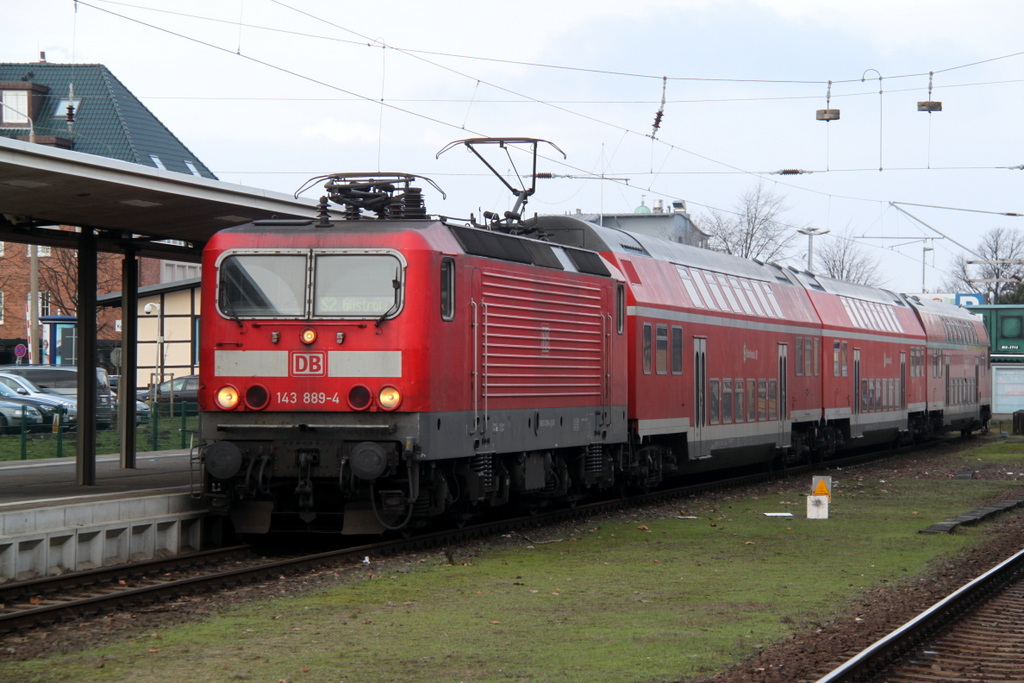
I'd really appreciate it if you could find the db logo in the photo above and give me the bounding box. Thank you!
[290,351,326,376]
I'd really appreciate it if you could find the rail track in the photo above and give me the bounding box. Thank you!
[815,543,1024,682]
[0,439,948,635]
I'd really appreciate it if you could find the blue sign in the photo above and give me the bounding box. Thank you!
[13,344,27,358]
[956,293,985,307]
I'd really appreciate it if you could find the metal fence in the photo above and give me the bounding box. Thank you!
[0,402,200,461]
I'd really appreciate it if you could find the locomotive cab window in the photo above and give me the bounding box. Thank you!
[441,257,455,321]
[313,253,404,318]
[218,253,307,317]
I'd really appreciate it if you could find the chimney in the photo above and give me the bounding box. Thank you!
[672,201,688,214]
[653,199,664,213]
[39,51,46,63]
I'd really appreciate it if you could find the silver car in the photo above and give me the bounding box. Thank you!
[0,399,43,434]
[0,372,77,426]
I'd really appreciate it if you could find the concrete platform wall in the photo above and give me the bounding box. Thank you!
[0,493,208,582]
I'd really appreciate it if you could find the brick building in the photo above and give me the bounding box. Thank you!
[0,56,214,366]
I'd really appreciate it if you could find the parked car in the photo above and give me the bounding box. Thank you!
[0,365,113,429]
[0,372,78,427]
[137,375,199,415]
[0,381,65,431]
[0,399,43,434]
[110,393,152,426]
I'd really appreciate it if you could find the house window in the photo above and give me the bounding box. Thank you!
[27,291,50,317]
[0,242,4,256]
[26,244,50,257]
[54,97,81,118]
[0,291,4,324]
[149,154,166,170]
[1,90,29,124]
[184,160,202,176]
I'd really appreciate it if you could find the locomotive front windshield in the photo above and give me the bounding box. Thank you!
[313,254,401,316]
[217,251,403,319]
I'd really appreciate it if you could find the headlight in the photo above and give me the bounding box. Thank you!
[378,386,402,410]
[215,385,240,410]
[300,328,317,345]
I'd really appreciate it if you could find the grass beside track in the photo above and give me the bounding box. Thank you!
[3,438,1024,683]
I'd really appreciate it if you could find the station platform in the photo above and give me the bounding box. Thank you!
[0,451,211,582]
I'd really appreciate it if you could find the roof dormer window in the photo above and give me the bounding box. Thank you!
[149,154,166,170]
[54,97,81,118]
[1,89,29,124]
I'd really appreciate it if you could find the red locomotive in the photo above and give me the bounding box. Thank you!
[198,139,990,535]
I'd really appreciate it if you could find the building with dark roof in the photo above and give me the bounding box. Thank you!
[0,56,215,365]
[0,57,215,179]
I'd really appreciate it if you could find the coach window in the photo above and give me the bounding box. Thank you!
[671,326,683,374]
[833,341,841,376]
[813,338,821,376]
[804,337,813,377]
[747,380,756,422]
[656,325,669,374]
[709,379,720,424]
[616,284,625,333]
[795,337,804,377]
[734,379,744,422]
[841,341,849,376]
[767,379,778,420]
[440,257,455,321]
[722,379,733,423]
[643,323,652,374]
[757,379,767,420]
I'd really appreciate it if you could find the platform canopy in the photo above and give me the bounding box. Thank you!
[0,136,339,484]
[0,135,332,259]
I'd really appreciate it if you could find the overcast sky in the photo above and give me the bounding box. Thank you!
[5,0,1024,295]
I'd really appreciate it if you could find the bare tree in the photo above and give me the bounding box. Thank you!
[815,231,885,286]
[36,246,122,335]
[942,227,1024,303]
[699,182,797,263]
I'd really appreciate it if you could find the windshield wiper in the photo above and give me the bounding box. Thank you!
[375,271,402,328]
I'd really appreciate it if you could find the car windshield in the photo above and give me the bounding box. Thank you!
[7,375,41,392]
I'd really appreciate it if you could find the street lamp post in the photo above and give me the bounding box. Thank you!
[797,227,830,272]
[0,100,35,143]
[922,246,934,292]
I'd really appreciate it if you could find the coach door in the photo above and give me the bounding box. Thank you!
[900,351,907,409]
[693,337,707,456]
[777,343,788,443]
[853,349,861,416]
